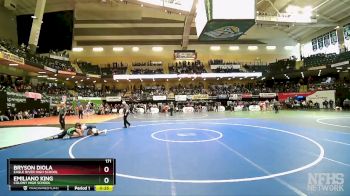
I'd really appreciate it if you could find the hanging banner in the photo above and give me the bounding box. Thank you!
[330,31,337,45]
[259,93,276,98]
[174,50,197,60]
[24,92,42,100]
[344,24,350,40]
[1,51,24,64]
[58,70,76,75]
[229,94,242,100]
[44,66,57,73]
[242,93,253,99]
[192,94,209,100]
[175,95,187,101]
[210,64,241,70]
[106,96,121,102]
[217,94,228,99]
[317,36,324,50]
[324,33,330,47]
[278,92,314,102]
[311,38,317,51]
[152,95,167,101]
[306,90,335,109]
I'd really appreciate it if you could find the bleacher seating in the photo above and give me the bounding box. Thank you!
[268,58,296,74]
[0,39,75,72]
[131,61,164,74]
[169,60,206,74]
[303,51,350,68]
[76,61,100,75]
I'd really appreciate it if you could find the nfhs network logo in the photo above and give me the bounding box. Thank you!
[308,173,344,192]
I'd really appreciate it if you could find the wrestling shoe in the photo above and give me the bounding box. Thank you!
[45,136,54,140]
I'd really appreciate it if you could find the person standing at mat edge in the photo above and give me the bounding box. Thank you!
[122,101,131,128]
[78,104,83,119]
[170,102,174,116]
[58,102,66,130]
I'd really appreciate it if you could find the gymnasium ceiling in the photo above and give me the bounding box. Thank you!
[4,0,350,47]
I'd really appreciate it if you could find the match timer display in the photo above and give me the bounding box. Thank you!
[7,158,115,191]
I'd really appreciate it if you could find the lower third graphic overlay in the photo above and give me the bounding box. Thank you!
[7,158,116,191]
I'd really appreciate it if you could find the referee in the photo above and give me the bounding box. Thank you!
[122,101,131,128]
[169,102,174,116]
[58,102,66,130]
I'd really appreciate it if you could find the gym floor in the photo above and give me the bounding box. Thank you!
[0,111,349,196]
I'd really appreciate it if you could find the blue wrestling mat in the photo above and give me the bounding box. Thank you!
[1,111,349,196]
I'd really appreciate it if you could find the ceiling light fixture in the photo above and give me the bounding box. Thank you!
[132,47,140,52]
[266,46,276,50]
[229,46,239,51]
[248,46,258,51]
[72,47,83,52]
[92,47,104,52]
[210,46,221,51]
[152,46,163,52]
[113,47,124,52]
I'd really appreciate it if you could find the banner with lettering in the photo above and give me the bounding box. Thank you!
[324,33,330,47]
[311,38,317,51]
[106,96,122,102]
[344,24,350,40]
[229,94,242,100]
[330,31,337,45]
[175,95,187,101]
[317,36,324,50]
[242,93,253,99]
[259,93,277,98]
[0,51,24,64]
[192,94,209,100]
[6,92,26,108]
[24,92,42,100]
[217,94,228,99]
[152,95,167,101]
[210,64,241,70]
[44,66,57,73]
[58,70,76,75]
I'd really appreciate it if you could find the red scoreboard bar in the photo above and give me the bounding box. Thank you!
[7,158,116,191]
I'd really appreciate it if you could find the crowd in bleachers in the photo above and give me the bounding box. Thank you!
[101,62,128,76]
[208,59,240,65]
[169,61,206,74]
[0,74,69,95]
[131,68,163,74]
[208,59,269,73]
[76,61,100,75]
[0,39,75,72]
[170,83,206,95]
[131,61,164,74]
[75,85,123,97]
[130,85,167,100]
[268,58,296,74]
[303,51,350,68]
